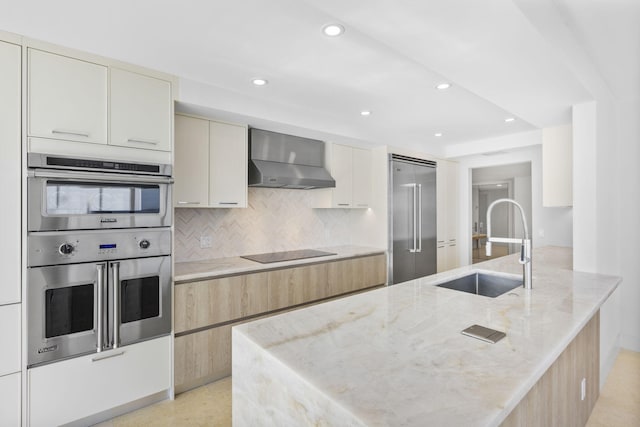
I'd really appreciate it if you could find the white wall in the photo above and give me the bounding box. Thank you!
[453,135,573,266]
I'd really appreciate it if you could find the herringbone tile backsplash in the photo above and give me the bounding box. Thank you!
[174,188,352,262]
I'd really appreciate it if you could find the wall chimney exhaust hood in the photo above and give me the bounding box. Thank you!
[248,128,336,189]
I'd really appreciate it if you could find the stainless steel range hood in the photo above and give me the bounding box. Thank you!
[248,128,336,189]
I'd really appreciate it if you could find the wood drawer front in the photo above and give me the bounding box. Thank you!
[267,264,328,311]
[175,272,268,333]
[327,254,386,295]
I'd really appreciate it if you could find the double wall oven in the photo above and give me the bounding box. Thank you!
[26,153,173,367]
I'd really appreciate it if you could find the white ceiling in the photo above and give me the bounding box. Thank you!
[1,0,632,156]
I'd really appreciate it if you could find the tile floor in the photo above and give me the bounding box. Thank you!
[97,350,639,427]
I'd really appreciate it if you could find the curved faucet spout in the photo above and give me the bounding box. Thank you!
[485,198,532,290]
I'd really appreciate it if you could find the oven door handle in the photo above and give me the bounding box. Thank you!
[111,262,120,349]
[29,169,174,184]
[96,263,106,353]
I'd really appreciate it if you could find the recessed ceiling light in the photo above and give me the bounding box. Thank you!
[322,24,345,37]
[360,110,371,116]
[436,83,451,90]
[504,117,515,122]
[434,132,443,137]
[252,78,268,86]
[497,184,503,187]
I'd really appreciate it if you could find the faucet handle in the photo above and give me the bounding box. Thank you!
[518,242,530,264]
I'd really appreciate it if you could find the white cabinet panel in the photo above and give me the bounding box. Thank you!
[543,124,572,207]
[174,115,209,206]
[0,372,21,427]
[0,304,21,377]
[329,143,353,207]
[0,40,21,305]
[316,143,372,209]
[110,68,172,152]
[352,147,372,208]
[28,48,107,144]
[436,160,459,272]
[209,121,248,208]
[29,336,171,427]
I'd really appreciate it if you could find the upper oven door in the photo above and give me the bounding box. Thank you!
[28,169,173,231]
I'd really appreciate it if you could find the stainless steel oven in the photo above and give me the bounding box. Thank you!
[27,153,172,231]
[26,153,174,367]
[27,228,172,367]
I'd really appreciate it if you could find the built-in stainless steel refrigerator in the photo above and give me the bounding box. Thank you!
[388,155,437,285]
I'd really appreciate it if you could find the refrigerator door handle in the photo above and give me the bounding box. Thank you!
[409,183,417,253]
[417,183,422,253]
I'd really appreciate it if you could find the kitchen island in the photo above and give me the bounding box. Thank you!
[232,247,621,426]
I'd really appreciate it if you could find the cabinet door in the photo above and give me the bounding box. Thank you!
[209,121,248,208]
[29,336,171,427]
[330,144,353,207]
[267,264,328,310]
[436,161,447,247]
[110,68,172,151]
[0,372,20,427]
[0,41,21,305]
[174,115,209,207]
[352,147,372,208]
[28,48,107,144]
[0,304,21,376]
[446,161,459,243]
[174,272,268,333]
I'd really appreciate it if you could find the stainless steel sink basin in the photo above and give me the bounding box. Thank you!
[436,272,522,298]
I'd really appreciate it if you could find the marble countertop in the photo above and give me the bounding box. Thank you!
[232,247,621,426]
[174,245,386,283]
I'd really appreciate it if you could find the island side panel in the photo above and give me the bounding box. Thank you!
[232,327,367,427]
[501,310,600,427]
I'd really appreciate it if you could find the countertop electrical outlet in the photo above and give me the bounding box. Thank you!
[200,235,212,248]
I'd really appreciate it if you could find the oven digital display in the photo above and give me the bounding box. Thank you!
[99,244,117,249]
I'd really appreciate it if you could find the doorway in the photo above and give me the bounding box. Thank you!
[471,163,532,264]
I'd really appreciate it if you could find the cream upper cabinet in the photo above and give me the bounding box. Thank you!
[543,124,572,207]
[0,40,21,305]
[209,121,248,207]
[316,143,372,209]
[110,68,172,152]
[329,143,353,207]
[174,114,248,208]
[28,48,108,144]
[174,115,209,206]
[437,159,459,272]
[351,147,372,208]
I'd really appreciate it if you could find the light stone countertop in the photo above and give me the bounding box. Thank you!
[174,245,386,283]
[232,246,622,426]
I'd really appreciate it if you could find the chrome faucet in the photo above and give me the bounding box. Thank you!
[486,198,532,290]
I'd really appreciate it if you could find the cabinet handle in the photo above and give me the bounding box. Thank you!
[177,201,200,205]
[219,202,239,205]
[52,129,90,138]
[127,138,159,145]
[111,262,120,349]
[437,245,445,249]
[337,203,350,207]
[92,351,125,362]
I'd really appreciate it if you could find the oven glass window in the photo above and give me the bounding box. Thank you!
[121,277,160,323]
[45,181,160,215]
[45,284,94,338]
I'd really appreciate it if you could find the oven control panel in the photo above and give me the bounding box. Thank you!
[27,228,171,267]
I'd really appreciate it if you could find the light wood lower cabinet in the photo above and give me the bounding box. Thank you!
[174,254,386,393]
[174,272,268,334]
[501,311,600,427]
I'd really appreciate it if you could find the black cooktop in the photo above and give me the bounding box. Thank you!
[241,249,336,264]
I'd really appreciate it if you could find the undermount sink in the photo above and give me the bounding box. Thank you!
[436,272,522,298]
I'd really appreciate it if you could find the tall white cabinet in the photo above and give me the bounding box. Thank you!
[437,159,459,272]
[0,38,22,427]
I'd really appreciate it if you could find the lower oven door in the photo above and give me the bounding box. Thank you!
[112,256,171,347]
[27,262,104,367]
